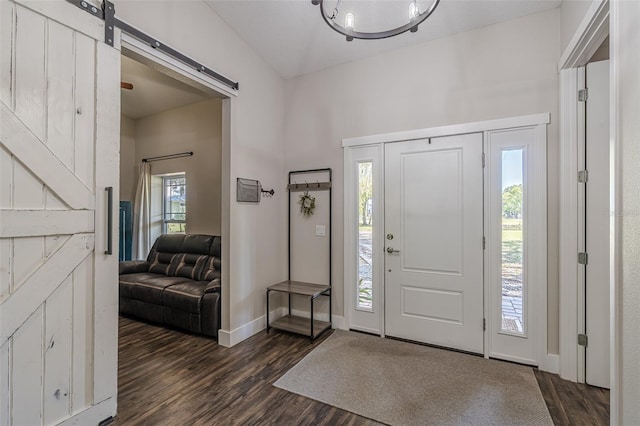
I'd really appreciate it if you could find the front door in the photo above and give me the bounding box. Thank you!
[384,134,484,353]
[1,1,120,424]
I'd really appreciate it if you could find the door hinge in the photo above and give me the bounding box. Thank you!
[578,252,589,265]
[578,88,589,102]
[482,153,486,168]
[482,236,486,250]
[578,333,588,347]
[578,170,589,183]
[483,318,486,331]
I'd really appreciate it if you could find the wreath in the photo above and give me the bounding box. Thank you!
[299,191,316,216]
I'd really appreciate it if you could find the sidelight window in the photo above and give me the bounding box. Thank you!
[500,149,524,335]
[357,161,373,310]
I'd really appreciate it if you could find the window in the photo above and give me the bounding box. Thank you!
[357,161,373,310]
[162,174,186,234]
[500,149,524,335]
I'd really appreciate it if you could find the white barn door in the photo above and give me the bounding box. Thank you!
[0,1,120,424]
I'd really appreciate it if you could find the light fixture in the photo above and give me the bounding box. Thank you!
[311,0,440,42]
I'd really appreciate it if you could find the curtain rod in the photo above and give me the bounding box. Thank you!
[142,151,193,163]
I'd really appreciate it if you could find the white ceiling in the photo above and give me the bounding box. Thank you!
[204,0,561,79]
[121,55,211,119]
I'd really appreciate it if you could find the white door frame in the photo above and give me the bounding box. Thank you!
[557,0,609,383]
[118,31,236,347]
[343,113,552,371]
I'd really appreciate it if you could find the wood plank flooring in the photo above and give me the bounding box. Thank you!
[115,316,609,425]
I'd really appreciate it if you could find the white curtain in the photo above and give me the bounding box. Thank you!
[133,161,151,260]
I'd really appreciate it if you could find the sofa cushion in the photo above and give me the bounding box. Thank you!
[161,281,209,313]
[199,256,221,281]
[174,253,210,280]
[119,273,194,305]
[148,252,181,276]
[183,234,214,255]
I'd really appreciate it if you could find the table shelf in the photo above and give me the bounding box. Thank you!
[267,280,332,341]
[270,315,331,338]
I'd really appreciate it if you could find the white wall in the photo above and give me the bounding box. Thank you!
[611,0,640,422]
[116,1,287,338]
[133,98,222,237]
[561,0,597,55]
[120,115,137,202]
[283,8,561,354]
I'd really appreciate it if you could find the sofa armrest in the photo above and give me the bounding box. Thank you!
[204,278,221,294]
[119,260,150,275]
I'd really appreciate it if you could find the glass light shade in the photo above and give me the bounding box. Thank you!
[345,12,355,30]
[409,1,419,22]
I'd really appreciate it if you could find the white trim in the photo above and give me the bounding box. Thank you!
[120,33,237,99]
[218,308,346,347]
[559,68,580,382]
[343,144,384,335]
[484,125,548,367]
[559,0,610,70]
[540,354,559,374]
[342,113,550,148]
[557,0,610,385]
[57,397,116,426]
[576,66,587,384]
[534,123,549,374]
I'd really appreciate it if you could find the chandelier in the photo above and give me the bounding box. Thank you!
[311,0,441,41]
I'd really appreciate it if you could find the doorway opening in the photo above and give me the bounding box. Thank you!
[119,54,224,259]
[117,38,232,344]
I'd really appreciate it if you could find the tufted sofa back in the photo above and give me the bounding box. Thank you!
[146,234,221,281]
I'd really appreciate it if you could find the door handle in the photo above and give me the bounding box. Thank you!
[386,247,400,254]
[105,186,113,255]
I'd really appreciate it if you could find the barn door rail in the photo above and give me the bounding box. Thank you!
[65,0,240,91]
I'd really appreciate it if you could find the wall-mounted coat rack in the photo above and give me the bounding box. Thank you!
[286,181,332,191]
[266,168,332,341]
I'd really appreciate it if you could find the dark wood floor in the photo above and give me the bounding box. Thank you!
[115,316,609,425]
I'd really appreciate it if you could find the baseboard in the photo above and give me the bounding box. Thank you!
[218,307,287,348]
[219,308,345,347]
[539,353,559,374]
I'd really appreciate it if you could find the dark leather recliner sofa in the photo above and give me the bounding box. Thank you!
[119,234,221,338]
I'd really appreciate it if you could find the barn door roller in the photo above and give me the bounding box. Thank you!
[65,0,240,91]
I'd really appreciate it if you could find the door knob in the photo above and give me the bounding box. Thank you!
[386,247,400,254]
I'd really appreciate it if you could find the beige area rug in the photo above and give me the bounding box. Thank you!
[274,330,553,426]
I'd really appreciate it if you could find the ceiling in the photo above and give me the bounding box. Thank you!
[121,55,211,119]
[204,0,561,79]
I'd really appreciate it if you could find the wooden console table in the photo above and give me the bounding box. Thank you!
[266,280,332,341]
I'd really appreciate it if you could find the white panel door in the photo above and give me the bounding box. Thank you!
[0,1,120,424]
[384,134,484,354]
[585,60,610,389]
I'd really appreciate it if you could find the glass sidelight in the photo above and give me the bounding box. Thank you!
[500,149,524,335]
[357,161,373,310]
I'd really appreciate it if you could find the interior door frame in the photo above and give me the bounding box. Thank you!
[557,0,609,384]
[118,33,236,346]
[343,113,552,370]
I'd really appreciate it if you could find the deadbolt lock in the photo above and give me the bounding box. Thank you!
[386,233,394,240]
